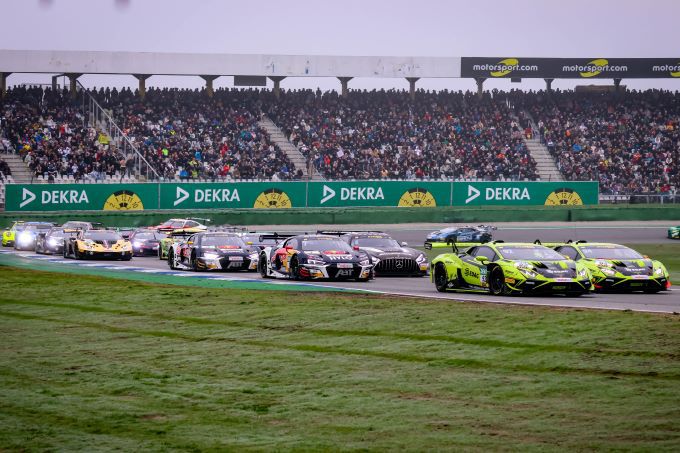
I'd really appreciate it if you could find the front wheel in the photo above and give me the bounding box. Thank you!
[168,249,178,269]
[434,263,449,292]
[489,267,511,296]
[258,254,270,278]
[289,256,300,280]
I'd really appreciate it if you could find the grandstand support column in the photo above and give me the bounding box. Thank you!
[66,73,82,99]
[338,77,353,96]
[406,77,419,100]
[475,78,486,98]
[0,72,10,98]
[545,78,554,92]
[269,76,286,99]
[51,74,64,92]
[134,74,151,99]
[614,78,622,92]
[200,75,219,97]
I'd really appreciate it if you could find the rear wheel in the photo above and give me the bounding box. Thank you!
[434,263,449,292]
[489,267,511,296]
[190,251,199,271]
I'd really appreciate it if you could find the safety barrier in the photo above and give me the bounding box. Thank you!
[2,205,680,229]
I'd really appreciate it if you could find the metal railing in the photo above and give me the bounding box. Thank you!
[79,82,159,181]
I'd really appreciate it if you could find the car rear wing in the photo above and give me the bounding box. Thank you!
[316,230,385,236]
[424,240,488,250]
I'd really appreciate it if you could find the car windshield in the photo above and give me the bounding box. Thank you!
[25,224,52,231]
[302,238,353,252]
[354,237,400,248]
[13,224,28,232]
[202,235,246,247]
[84,231,122,241]
[160,220,185,228]
[497,246,565,261]
[49,230,76,239]
[580,245,644,260]
[134,232,165,240]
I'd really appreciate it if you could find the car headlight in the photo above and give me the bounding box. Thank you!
[415,253,427,263]
[18,232,32,243]
[82,240,96,248]
[594,259,610,268]
[47,238,59,246]
[133,241,143,247]
[654,267,664,276]
[578,267,589,278]
[203,252,220,260]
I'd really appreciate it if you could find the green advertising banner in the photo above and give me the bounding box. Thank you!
[158,182,307,210]
[4,181,599,212]
[5,183,159,212]
[451,181,599,206]
[306,181,451,208]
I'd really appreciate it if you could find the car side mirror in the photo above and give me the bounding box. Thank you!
[285,245,294,251]
[246,241,253,245]
[400,241,408,246]
[475,255,489,262]
[187,241,193,245]
[353,245,360,251]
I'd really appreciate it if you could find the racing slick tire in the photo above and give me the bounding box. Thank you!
[168,249,178,270]
[74,245,84,260]
[190,251,199,271]
[434,263,450,293]
[489,266,512,296]
[258,254,270,278]
[158,248,164,260]
[289,256,301,280]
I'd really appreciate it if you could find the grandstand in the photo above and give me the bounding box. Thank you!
[1,51,679,205]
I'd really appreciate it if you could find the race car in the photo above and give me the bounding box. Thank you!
[167,231,260,271]
[668,226,680,239]
[155,218,209,233]
[431,240,593,296]
[35,227,80,255]
[553,241,670,293]
[258,234,373,281]
[63,229,133,260]
[424,224,496,249]
[128,229,167,256]
[2,220,25,247]
[158,227,206,260]
[323,230,428,277]
[13,222,56,251]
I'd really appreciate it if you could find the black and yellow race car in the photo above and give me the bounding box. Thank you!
[63,229,132,260]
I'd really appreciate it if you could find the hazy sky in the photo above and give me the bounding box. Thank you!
[2,0,679,92]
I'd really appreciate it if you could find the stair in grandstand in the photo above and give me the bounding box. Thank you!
[524,137,563,181]
[520,113,563,182]
[1,153,33,183]
[258,116,324,181]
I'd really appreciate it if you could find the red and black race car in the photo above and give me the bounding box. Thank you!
[257,234,373,281]
[167,231,260,271]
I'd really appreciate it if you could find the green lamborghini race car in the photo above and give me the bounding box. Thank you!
[431,241,593,296]
[553,241,671,293]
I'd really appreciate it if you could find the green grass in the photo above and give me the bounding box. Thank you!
[1,268,679,451]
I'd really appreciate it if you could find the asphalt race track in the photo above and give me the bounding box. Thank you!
[5,221,679,314]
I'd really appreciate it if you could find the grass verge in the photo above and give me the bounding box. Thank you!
[1,267,679,451]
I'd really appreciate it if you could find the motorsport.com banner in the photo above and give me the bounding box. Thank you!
[461,57,680,79]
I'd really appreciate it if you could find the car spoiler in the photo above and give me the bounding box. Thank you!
[257,233,295,242]
[316,230,385,236]
[188,217,212,223]
[424,240,489,250]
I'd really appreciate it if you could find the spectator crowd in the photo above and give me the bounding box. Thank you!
[1,84,678,196]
